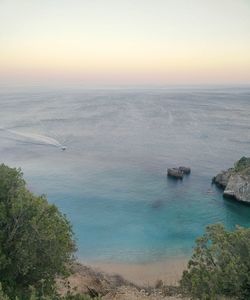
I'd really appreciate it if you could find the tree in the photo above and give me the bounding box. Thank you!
[0,283,10,300]
[180,224,250,299]
[0,164,76,299]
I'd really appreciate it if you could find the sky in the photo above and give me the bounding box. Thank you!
[0,0,250,86]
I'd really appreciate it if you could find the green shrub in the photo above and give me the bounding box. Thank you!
[0,164,76,299]
[0,283,10,300]
[234,157,250,172]
[180,224,250,299]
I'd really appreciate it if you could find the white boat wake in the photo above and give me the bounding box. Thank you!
[2,128,67,150]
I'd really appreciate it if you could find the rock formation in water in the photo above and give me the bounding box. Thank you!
[212,157,250,203]
[167,167,191,179]
[179,166,191,175]
[168,168,184,179]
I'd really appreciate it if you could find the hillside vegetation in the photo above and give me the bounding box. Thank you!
[0,164,77,299]
[0,164,250,299]
[181,224,250,299]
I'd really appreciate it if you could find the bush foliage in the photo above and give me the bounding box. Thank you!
[2,163,250,300]
[234,156,250,173]
[180,224,250,299]
[0,164,76,299]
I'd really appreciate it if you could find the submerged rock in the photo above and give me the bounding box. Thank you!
[213,157,250,203]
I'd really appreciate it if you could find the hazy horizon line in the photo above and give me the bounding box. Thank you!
[1,82,250,91]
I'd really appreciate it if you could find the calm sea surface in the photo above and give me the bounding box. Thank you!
[0,86,250,262]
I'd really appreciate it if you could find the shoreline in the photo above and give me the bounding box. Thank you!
[81,257,188,286]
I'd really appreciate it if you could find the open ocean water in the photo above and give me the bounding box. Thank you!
[0,86,250,263]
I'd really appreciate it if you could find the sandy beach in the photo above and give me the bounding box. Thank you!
[58,259,189,299]
[84,258,188,286]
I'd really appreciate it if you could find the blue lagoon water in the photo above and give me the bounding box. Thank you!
[0,86,250,263]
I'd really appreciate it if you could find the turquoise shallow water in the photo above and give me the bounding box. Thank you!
[0,86,250,262]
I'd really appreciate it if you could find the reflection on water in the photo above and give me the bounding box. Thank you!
[0,86,250,262]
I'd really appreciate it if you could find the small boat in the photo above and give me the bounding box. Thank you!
[61,146,67,151]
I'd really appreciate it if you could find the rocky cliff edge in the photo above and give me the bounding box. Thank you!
[212,157,250,203]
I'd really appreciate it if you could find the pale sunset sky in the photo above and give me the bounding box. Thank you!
[0,0,250,85]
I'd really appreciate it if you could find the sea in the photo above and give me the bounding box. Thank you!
[0,85,250,263]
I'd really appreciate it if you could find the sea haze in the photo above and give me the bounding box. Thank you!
[0,86,250,263]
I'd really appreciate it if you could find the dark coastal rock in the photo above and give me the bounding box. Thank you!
[179,166,191,175]
[213,157,250,203]
[167,168,183,179]
[212,169,233,189]
[167,166,191,179]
